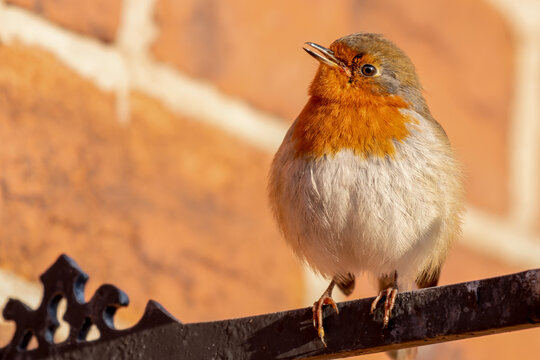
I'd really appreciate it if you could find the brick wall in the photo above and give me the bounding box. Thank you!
[0,0,539,359]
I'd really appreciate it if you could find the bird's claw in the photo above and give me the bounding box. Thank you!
[370,287,398,328]
[312,295,339,347]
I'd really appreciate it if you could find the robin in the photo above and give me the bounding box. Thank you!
[268,33,464,356]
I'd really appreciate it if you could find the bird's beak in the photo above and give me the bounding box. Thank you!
[303,42,351,77]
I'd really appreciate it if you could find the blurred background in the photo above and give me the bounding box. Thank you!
[0,0,539,359]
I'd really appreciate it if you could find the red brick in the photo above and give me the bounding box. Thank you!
[152,0,513,214]
[0,42,304,336]
[5,0,122,42]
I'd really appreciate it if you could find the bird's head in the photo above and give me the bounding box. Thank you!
[304,33,424,109]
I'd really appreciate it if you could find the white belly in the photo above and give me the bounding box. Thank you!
[269,111,461,286]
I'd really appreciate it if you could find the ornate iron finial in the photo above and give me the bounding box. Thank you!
[0,254,178,359]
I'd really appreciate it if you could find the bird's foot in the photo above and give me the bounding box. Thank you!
[370,287,398,328]
[312,291,339,347]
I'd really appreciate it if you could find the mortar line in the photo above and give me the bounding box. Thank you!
[485,0,540,233]
[463,205,540,268]
[115,0,159,123]
[117,0,157,59]
[508,36,540,230]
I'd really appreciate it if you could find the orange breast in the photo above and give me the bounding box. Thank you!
[292,95,412,158]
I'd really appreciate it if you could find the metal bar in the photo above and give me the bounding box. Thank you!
[45,269,540,360]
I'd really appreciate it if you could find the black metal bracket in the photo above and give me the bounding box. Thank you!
[1,255,539,360]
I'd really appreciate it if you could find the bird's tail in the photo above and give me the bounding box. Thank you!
[335,273,355,296]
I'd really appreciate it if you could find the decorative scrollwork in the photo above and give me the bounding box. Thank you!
[1,254,178,359]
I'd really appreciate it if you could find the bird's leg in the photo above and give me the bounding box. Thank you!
[370,271,398,328]
[312,279,339,347]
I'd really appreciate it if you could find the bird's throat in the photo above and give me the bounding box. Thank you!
[292,96,412,158]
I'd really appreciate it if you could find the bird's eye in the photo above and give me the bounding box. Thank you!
[361,64,378,77]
